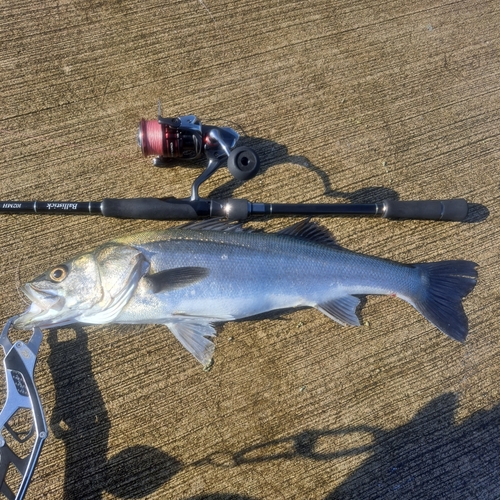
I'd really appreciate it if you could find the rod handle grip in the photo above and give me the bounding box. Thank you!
[101,198,207,220]
[382,199,468,221]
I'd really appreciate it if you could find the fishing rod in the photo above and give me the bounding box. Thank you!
[0,107,469,222]
[0,198,468,221]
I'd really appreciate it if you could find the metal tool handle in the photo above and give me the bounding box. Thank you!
[0,317,47,500]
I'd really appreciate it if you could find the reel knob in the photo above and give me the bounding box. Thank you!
[227,147,261,181]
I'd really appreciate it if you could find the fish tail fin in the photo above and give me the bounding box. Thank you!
[409,260,478,342]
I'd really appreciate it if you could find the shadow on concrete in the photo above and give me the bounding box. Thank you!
[24,174,487,498]
[46,328,499,499]
[47,327,181,499]
[325,393,500,499]
[203,393,499,499]
[153,133,489,222]
[185,496,257,500]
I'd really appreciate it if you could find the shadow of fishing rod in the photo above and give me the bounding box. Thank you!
[194,392,500,499]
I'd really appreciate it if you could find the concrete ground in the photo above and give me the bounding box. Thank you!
[0,1,499,498]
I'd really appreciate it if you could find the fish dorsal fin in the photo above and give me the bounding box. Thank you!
[165,320,217,366]
[145,267,210,293]
[316,296,361,326]
[180,219,250,232]
[277,219,341,248]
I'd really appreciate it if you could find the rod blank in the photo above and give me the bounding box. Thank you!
[0,201,102,214]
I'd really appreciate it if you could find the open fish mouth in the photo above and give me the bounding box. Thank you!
[23,284,60,306]
[14,285,66,329]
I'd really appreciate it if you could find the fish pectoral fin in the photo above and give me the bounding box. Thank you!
[146,267,210,293]
[165,320,217,366]
[316,296,361,326]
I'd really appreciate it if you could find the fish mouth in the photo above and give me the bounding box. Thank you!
[14,284,67,330]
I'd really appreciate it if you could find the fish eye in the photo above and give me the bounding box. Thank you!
[49,265,68,283]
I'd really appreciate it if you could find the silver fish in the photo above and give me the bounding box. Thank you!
[14,220,478,366]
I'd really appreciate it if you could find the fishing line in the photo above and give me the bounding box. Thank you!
[137,119,165,157]
[195,0,228,74]
[198,0,216,24]
[15,256,30,306]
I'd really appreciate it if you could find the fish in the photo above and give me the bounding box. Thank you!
[14,220,478,366]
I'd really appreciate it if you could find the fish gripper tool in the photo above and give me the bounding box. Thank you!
[0,316,47,500]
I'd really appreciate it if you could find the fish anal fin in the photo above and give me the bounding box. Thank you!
[316,296,361,326]
[165,321,217,366]
[146,267,210,293]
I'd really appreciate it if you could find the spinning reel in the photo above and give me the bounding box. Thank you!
[137,106,260,200]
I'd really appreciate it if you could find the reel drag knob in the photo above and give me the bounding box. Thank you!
[227,147,260,181]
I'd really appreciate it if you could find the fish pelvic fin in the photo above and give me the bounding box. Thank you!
[409,260,478,342]
[316,296,361,326]
[165,320,217,367]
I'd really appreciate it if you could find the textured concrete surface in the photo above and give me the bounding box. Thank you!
[0,1,499,498]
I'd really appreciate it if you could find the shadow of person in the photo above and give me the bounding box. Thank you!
[206,393,499,499]
[47,327,181,499]
[327,393,500,499]
[105,445,182,499]
[47,327,111,499]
